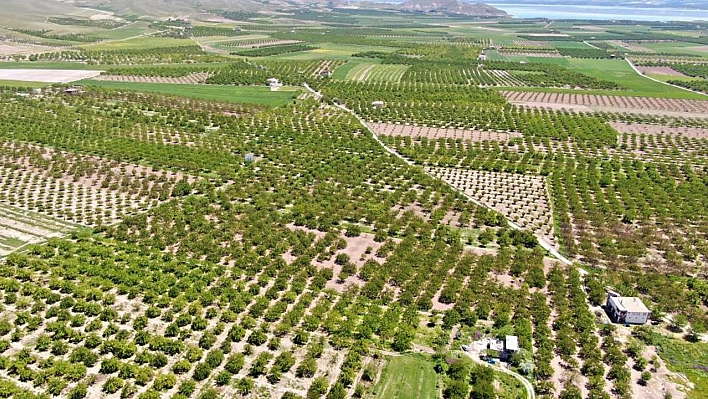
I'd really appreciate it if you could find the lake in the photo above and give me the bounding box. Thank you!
[489,3,708,21]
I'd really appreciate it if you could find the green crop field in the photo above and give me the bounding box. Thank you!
[81,37,197,50]
[371,356,437,399]
[82,80,301,106]
[0,79,52,88]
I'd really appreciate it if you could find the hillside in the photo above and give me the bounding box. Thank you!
[398,0,507,17]
[0,0,86,26]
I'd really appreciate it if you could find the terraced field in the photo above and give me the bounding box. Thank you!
[0,204,75,255]
[345,63,409,82]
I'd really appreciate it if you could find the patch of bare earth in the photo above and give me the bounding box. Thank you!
[502,91,708,116]
[636,66,688,77]
[282,225,385,293]
[369,122,523,141]
[94,72,212,84]
[0,42,63,57]
[509,101,594,113]
[609,122,708,138]
[614,328,689,399]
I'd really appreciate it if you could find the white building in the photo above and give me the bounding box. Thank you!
[372,100,384,109]
[606,294,651,325]
[504,335,519,354]
[267,78,281,91]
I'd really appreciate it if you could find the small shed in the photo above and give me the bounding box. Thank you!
[372,100,385,109]
[267,78,281,91]
[504,336,519,353]
[244,153,256,163]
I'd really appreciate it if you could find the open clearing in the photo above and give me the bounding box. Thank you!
[370,122,523,141]
[609,122,708,138]
[83,80,300,106]
[371,355,437,399]
[502,90,708,115]
[0,69,102,83]
[636,66,688,77]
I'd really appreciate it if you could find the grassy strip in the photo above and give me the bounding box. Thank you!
[81,80,300,106]
[371,355,437,399]
[81,37,196,51]
[0,80,52,88]
[637,329,708,399]
[488,52,707,99]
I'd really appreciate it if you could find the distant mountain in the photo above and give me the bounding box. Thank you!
[3,0,506,25]
[398,0,507,16]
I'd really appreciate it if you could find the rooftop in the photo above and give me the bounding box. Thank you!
[505,335,519,352]
[610,296,650,313]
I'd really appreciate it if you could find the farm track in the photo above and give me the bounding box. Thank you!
[626,59,708,98]
[426,167,558,250]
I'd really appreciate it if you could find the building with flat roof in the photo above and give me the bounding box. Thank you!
[504,335,519,353]
[606,293,651,325]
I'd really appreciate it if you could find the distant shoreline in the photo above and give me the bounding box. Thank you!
[488,3,708,21]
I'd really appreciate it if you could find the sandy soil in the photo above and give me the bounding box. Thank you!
[0,43,61,56]
[369,122,523,141]
[509,101,594,113]
[614,328,689,399]
[503,91,708,115]
[231,39,302,49]
[609,41,656,53]
[636,66,688,77]
[610,122,708,138]
[94,72,211,84]
[0,69,102,83]
[489,272,521,289]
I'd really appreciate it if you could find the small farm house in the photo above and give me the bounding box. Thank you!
[606,293,651,325]
[267,78,281,91]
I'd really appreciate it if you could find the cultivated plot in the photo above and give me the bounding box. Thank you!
[369,122,522,142]
[503,90,708,116]
[426,167,557,249]
[93,72,212,84]
[0,203,75,256]
[0,141,195,227]
[0,69,102,83]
